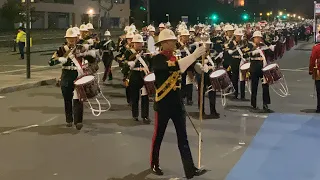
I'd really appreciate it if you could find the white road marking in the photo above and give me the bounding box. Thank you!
[0,66,51,74]
[1,125,39,135]
[0,116,59,135]
[242,113,268,118]
[297,67,309,70]
[220,145,243,158]
[281,68,308,72]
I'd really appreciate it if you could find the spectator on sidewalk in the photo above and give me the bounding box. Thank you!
[16,27,26,60]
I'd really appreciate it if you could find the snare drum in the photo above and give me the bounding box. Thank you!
[209,69,232,91]
[144,73,156,95]
[74,75,100,101]
[262,64,282,84]
[240,62,251,81]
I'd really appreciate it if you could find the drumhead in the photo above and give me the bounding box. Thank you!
[263,63,277,71]
[210,69,226,78]
[74,75,95,85]
[144,73,155,82]
[240,63,251,70]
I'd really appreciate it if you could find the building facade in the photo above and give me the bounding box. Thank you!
[0,0,130,29]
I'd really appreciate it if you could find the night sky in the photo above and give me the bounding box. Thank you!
[131,0,316,24]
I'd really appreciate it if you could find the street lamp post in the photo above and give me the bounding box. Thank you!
[22,0,32,79]
[166,14,170,22]
[88,9,94,23]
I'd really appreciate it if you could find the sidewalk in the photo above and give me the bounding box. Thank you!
[0,43,62,54]
[0,64,122,94]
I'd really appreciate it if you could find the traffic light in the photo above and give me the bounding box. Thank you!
[242,13,249,21]
[211,13,218,21]
[140,6,146,11]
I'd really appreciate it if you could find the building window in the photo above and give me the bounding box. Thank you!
[48,12,70,29]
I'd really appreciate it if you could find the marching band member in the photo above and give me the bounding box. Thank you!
[176,29,194,105]
[223,25,235,78]
[121,32,134,106]
[48,28,96,130]
[247,31,274,113]
[150,29,207,179]
[125,34,151,124]
[309,43,320,113]
[147,26,156,54]
[227,28,248,100]
[196,39,220,119]
[98,30,116,83]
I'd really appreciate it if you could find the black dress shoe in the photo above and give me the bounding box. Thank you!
[133,117,139,121]
[186,167,208,179]
[151,165,164,176]
[66,123,72,127]
[186,100,193,106]
[207,112,220,119]
[75,123,83,130]
[143,118,151,124]
[240,98,250,101]
[316,109,320,113]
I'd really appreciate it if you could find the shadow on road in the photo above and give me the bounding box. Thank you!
[10,106,64,114]
[300,109,317,113]
[28,92,63,99]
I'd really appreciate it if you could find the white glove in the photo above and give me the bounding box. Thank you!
[269,45,275,51]
[58,57,68,64]
[82,44,90,51]
[128,61,135,69]
[228,50,234,54]
[204,59,209,64]
[87,39,94,45]
[203,64,209,73]
[251,50,260,55]
[192,46,206,59]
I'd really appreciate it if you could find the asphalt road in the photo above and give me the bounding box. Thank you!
[0,41,318,180]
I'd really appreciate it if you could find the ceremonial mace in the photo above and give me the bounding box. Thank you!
[198,33,210,168]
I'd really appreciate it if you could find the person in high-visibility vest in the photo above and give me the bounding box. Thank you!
[16,27,26,60]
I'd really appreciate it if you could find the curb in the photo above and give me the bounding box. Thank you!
[0,78,56,94]
[0,67,123,94]
[0,66,61,75]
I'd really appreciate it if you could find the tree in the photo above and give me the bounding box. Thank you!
[0,0,24,29]
[0,0,36,30]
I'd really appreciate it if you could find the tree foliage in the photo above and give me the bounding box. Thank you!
[0,0,36,30]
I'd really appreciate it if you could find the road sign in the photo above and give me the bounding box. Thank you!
[181,16,188,23]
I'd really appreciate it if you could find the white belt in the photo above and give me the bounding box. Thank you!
[62,66,77,70]
[232,56,241,59]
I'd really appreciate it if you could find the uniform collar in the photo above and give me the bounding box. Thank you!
[160,50,176,61]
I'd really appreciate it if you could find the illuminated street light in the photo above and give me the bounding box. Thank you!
[293,14,296,18]
[298,16,301,19]
[267,13,270,16]
[279,11,283,16]
[287,14,290,17]
[260,13,262,16]
[270,12,273,15]
[302,18,305,20]
[88,9,94,15]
